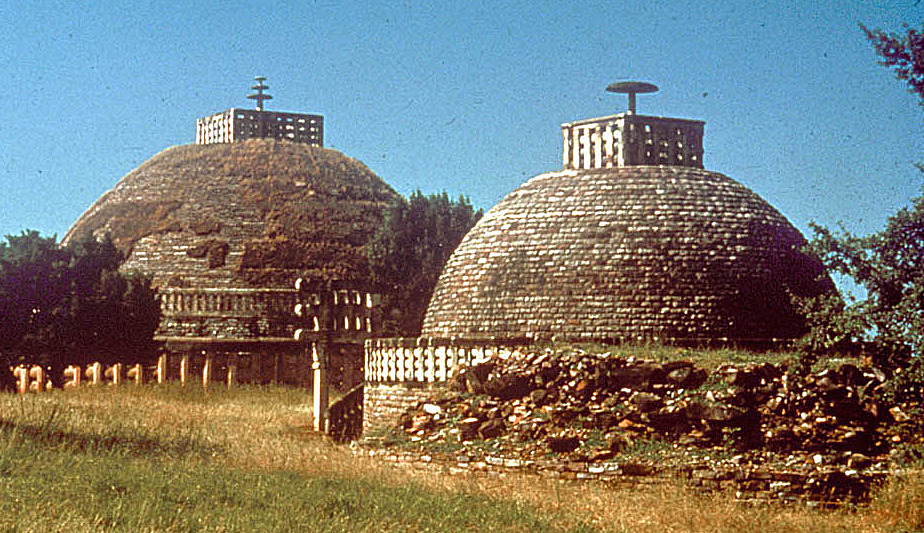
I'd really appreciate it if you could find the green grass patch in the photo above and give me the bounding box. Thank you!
[0,385,595,533]
[0,441,594,533]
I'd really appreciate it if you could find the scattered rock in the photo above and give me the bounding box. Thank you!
[389,346,904,502]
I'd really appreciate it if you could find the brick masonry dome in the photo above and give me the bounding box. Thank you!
[64,139,399,289]
[422,165,833,343]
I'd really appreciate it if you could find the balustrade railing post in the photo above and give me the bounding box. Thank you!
[127,364,143,385]
[13,366,27,394]
[105,363,123,386]
[85,362,102,385]
[63,365,81,389]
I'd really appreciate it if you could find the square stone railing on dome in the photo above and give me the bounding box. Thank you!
[364,337,531,383]
[159,287,375,335]
[196,108,324,146]
[561,113,704,170]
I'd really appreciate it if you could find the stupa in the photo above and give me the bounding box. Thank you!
[421,82,832,344]
[64,78,398,384]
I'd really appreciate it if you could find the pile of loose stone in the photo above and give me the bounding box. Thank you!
[381,348,921,501]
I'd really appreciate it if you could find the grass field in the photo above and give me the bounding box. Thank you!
[0,373,921,532]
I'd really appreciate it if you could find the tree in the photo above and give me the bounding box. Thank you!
[367,191,483,336]
[801,23,924,369]
[0,230,160,384]
[862,23,924,106]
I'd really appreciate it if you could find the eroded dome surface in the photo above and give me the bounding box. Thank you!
[422,166,831,342]
[64,139,399,288]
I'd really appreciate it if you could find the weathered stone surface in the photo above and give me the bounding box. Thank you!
[63,139,398,343]
[65,139,399,290]
[422,166,833,342]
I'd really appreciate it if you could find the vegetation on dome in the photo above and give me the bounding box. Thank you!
[64,139,400,287]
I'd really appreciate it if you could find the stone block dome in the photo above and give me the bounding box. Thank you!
[64,138,399,342]
[422,165,833,343]
[64,139,399,289]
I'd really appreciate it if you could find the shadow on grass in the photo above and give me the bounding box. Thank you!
[0,417,224,459]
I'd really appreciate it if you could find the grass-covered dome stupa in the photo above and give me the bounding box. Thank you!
[64,79,399,347]
[422,82,832,344]
[64,139,398,290]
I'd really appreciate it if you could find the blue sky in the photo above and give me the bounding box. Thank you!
[1,0,922,244]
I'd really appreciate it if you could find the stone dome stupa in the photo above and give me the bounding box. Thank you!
[64,80,399,347]
[421,82,833,344]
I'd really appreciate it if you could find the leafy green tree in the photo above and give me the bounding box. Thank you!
[801,23,924,369]
[0,230,160,385]
[368,191,483,336]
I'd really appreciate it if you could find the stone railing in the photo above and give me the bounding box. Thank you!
[160,288,297,318]
[196,108,324,146]
[561,113,704,170]
[10,349,318,392]
[159,286,376,336]
[364,337,531,383]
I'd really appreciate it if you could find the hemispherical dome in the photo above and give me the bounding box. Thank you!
[64,139,399,288]
[422,166,832,343]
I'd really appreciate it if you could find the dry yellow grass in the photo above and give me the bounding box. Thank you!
[0,385,919,532]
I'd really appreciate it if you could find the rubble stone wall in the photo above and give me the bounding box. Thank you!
[363,337,530,432]
[363,384,439,434]
[353,446,888,506]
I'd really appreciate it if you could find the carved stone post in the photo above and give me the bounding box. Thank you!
[13,366,27,394]
[156,354,167,384]
[202,356,212,390]
[127,364,143,385]
[85,362,102,385]
[179,355,189,387]
[105,363,123,386]
[63,365,81,388]
[311,340,329,432]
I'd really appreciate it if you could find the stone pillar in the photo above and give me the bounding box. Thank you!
[127,364,143,385]
[64,365,81,388]
[85,362,102,385]
[156,354,168,384]
[592,125,602,169]
[180,355,189,386]
[202,356,212,390]
[312,341,330,432]
[13,366,27,394]
[562,127,572,169]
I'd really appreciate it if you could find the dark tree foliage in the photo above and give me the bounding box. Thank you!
[801,24,924,370]
[0,230,160,384]
[367,191,483,336]
[862,22,924,106]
